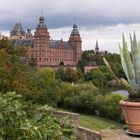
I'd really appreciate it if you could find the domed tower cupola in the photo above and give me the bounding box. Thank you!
[37,16,46,28]
[69,24,81,42]
[71,24,80,36]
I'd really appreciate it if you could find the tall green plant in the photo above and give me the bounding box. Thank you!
[103,33,140,100]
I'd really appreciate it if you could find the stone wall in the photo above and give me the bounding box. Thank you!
[52,111,79,127]
[76,126,102,140]
[52,111,102,140]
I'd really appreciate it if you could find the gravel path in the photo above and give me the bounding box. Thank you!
[100,129,140,140]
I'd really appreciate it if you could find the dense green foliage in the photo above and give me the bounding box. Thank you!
[55,67,84,83]
[0,39,61,106]
[0,39,76,139]
[0,39,37,96]
[85,68,107,88]
[0,92,76,140]
[0,39,125,139]
[35,67,61,106]
[58,82,124,122]
[77,50,125,78]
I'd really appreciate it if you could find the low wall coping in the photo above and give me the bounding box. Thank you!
[53,111,79,116]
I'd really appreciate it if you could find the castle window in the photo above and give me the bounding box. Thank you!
[39,58,41,61]
[45,58,46,61]
[47,58,48,61]
[50,58,51,61]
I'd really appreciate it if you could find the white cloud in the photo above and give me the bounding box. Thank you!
[1,0,140,53]
[3,22,140,53]
[48,23,140,53]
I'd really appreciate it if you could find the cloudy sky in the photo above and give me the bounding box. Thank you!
[1,0,140,52]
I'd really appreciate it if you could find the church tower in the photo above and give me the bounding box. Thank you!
[95,40,99,54]
[69,24,82,64]
[32,16,50,66]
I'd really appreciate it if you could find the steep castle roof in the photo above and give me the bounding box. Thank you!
[12,39,33,47]
[10,23,26,36]
[50,39,71,48]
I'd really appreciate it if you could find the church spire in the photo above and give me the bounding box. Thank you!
[95,40,99,54]
[95,40,99,50]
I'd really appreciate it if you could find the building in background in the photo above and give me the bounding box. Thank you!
[10,23,33,47]
[95,40,107,55]
[10,16,82,67]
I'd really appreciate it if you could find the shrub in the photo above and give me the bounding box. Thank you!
[0,92,76,139]
[60,82,99,114]
[93,94,104,115]
[101,94,123,122]
[85,69,107,88]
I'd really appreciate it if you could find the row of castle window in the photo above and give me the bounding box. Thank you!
[35,57,75,62]
[32,53,74,57]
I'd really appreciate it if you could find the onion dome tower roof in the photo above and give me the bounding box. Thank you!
[71,24,79,35]
[37,16,46,28]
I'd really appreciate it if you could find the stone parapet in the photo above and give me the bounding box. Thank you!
[51,111,102,140]
[76,126,102,140]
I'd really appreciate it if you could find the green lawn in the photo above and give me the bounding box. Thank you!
[80,114,121,131]
[56,108,121,131]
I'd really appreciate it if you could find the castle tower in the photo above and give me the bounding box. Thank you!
[69,24,82,64]
[10,22,26,40]
[95,40,99,54]
[32,16,50,66]
[26,29,33,39]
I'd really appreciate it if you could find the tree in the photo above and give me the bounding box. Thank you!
[36,67,61,106]
[64,68,78,83]
[99,65,113,80]
[85,69,107,88]
[55,67,65,81]
[102,94,123,122]
[0,39,39,101]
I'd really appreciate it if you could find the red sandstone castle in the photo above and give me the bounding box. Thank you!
[10,16,82,67]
